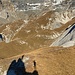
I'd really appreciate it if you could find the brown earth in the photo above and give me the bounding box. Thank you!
[0,10,75,75]
[0,46,75,75]
[0,10,75,60]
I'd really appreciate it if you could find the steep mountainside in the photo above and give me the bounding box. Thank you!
[51,23,75,47]
[0,9,75,58]
[0,0,75,75]
[0,46,75,75]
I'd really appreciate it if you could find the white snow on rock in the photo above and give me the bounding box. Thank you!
[51,23,75,47]
[53,0,63,5]
[24,20,28,24]
[55,11,74,24]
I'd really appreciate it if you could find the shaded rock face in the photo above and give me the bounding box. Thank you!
[51,23,75,47]
[0,34,3,42]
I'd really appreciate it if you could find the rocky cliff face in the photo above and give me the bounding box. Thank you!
[51,23,75,47]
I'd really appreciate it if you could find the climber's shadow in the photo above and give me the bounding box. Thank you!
[7,58,38,75]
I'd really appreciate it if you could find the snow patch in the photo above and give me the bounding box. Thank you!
[24,20,28,24]
[26,30,31,33]
[18,40,28,45]
[43,3,50,6]
[55,11,74,24]
[53,0,63,5]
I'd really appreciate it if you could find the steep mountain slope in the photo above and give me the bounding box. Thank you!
[0,46,75,75]
[51,23,75,47]
[0,0,75,75]
[0,9,75,58]
[0,11,55,58]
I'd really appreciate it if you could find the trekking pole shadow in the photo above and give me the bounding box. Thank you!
[33,60,36,70]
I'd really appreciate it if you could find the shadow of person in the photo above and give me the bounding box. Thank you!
[7,58,26,75]
[16,58,26,75]
[7,60,17,75]
[7,57,39,75]
[25,70,39,75]
[32,70,39,75]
